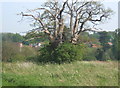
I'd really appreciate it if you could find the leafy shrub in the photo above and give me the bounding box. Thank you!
[83,56,96,61]
[53,43,84,63]
[38,44,52,63]
[95,48,104,61]
[26,56,39,62]
[2,42,19,62]
[9,54,25,62]
[2,33,24,42]
[2,41,37,62]
[38,43,84,64]
[21,46,37,57]
[95,48,115,61]
[83,47,97,61]
[103,49,115,61]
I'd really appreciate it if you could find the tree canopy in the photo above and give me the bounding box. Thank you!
[20,0,113,48]
[2,33,24,42]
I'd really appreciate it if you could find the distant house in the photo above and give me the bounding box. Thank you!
[38,43,41,47]
[16,42,23,47]
[91,42,112,48]
[107,42,113,46]
[29,42,45,48]
[29,43,38,47]
[91,44,101,48]
[29,44,33,47]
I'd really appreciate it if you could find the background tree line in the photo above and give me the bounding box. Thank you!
[1,28,119,63]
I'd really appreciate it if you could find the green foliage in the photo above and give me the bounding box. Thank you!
[10,54,25,62]
[53,43,84,63]
[62,26,71,42]
[118,29,120,60]
[103,49,115,61]
[96,47,115,61]
[90,32,100,39]
[95,29,120,61]
[2,33,24,42]
[83,47,97,61]
[112,29,120,60]
[38,43,84,64]
[2,42,37,62]
[98,31,112,51]
[78,32,99,45]
[96,31,113,61]
[38,44,52,63]
[2,41,19,62]
[96,48,104,61]
[23,31,49,45]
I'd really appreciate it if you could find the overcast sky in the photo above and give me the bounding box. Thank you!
[0,0,119,35]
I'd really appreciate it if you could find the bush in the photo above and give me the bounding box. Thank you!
[2,42,19,62]
[2,41,37,62]
[38,43,84,64]
[26,56,39,62]
[83,47,97,61]
[9,54,25,62]
[95,48,104,61]
[83,56,97,61]
[95,48,115,61]
[38,44,53,63]
[103,49,115,61]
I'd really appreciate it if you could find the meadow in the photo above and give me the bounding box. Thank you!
[2,61,118,86]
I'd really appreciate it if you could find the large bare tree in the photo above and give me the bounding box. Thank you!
[20,0,113,47]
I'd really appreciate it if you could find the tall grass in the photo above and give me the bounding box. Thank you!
[2,61,118,86]
[0,62,2,87]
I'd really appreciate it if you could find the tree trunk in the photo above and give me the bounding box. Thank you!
[50,39,60,49]
[70,11,73,36]
[71,34,79,44]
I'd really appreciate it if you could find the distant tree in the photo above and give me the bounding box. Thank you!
[23,31,49,45]
[78,32,98,44]
[96,31,112,60]
[98,31,112,51]
[2,41,19,62]
[2,41,37,62]
[118,29,120,60]
[112,29,120,60]
[2,33,24,42]
[90,32,100,39]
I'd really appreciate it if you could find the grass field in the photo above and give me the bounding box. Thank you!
[2,61,118,86]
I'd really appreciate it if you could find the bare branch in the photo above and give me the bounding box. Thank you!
[72,0,78,5]
[82,28,96,32]
[90,14,105,21]
[22,12,55,40]
[76,2,89,12]
[57,0,68,19]
[22,13,45,29]
[67,2,72,11]
[25,36,42,41]
[27,8,56,18]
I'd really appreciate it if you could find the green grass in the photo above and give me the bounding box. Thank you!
[2,61,118,86]
[0,62,2,88]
